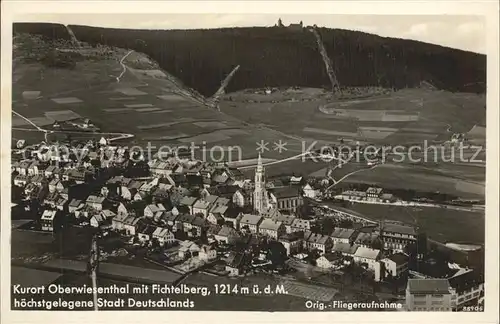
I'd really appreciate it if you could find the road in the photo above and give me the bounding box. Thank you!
[116,50,134,83]
[13,110,134,144]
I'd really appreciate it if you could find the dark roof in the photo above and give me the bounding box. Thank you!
[388,252,408,265]
[448,271,484,294]
[191,216,207,227]
[178,214,196,224]
[407,279,451,294]
[270,186,301,199]
[321,252,342,262]
[383,223,416,236]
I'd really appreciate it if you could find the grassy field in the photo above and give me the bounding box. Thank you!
[11,38,485,201]
[344,163,484,199]
[220,88,485,146]
[346,203,484,244]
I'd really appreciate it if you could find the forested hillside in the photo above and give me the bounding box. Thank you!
[13,22,486,96]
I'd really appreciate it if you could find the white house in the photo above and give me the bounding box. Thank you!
[302,183,317,199]
[258,218,286,239]
[316,252,342,269]
[380,252,409,279]
[144,203,166,218]
[353,246,381,271]
[152,227,175,246]
[40,209,60,232]
[214,226,240,245]
[198,245,217,262]
[238,214,263,234]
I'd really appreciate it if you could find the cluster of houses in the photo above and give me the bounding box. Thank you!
[11,139,484,302]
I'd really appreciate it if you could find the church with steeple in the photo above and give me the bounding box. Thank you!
[253,153,270,214]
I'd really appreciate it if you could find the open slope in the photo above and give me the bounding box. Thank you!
[11,24,485,200]
[14,22,486,97]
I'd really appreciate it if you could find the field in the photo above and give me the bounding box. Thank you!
[220,88,485,145]
[343,163,484,199]
[11,38,485,199]
[345,203,484,244]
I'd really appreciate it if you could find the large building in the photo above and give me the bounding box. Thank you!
[406,279,452,311]
[374,222,418,253]
[253,154,270,214]
[448,269,484,310]
[269,186,303,213]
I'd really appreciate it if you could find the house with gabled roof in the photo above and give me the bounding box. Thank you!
[144,203,166,218]
[85,195,105,211]
[332,242,359,257]
[68,199,84,214]
[122,216,143,236]
[303,231,333,254]
[192,199,211,217]
[207,205,228,225]
[199,245,217,262]
[41,209,63,232]
[331,227,357,244]
[353,246,381,271]
[279,231,304,256]
[13,174,30,187]
[214,225,241,245]
[179,196,198,214]
[152,227,175,246]
[259,218,286,239]
[316,252,343,269]
[238,214,263,234]
[380,252,409,279]
[190,216,208,237]
[290,218,311,233]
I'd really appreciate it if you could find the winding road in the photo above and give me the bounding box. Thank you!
[116,50,134,83]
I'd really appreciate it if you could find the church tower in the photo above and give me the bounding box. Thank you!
[253,154,269,214]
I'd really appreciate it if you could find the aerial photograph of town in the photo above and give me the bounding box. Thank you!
[9,14,487,312]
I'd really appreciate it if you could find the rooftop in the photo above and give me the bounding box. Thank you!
[407,279,451,295]
[331,228,356,240]
[259,218,283,231]
[354,246,380,260]
[240,214,263,226]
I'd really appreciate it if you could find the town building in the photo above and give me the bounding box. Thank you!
[366,187,383,200]
[152,227,175,246]
[290,218,311,233]
[332,242,359,257]
[406,279,452,311]
[353,246,381,271]
[316,252,342,269]
[40,209,62,232]
[258,218,286,239]
[279,232,304,256]
[214,226,241,245]
[269,186,303,213]
[239,214,263,234]
[380,252,409,279]
[303,231,333,254]
[199,245,217,262]
[448,269,484,310]
[374,222,417,252]
[331,227,356,244]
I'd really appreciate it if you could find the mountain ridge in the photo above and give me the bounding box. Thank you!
[13,22,487,96]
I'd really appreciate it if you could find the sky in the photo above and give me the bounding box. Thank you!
[17,14,486,54]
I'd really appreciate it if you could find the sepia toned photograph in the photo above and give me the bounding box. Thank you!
[1,1,498,320]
